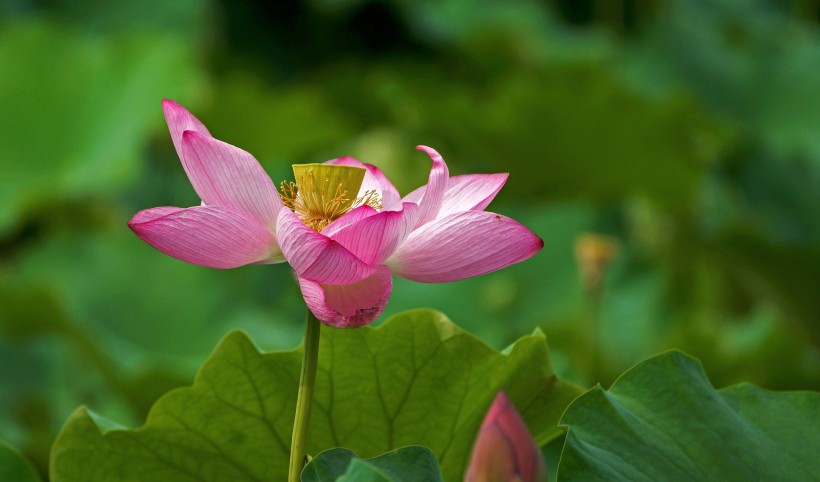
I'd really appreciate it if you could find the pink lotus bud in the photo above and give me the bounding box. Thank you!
[465,391,546,482]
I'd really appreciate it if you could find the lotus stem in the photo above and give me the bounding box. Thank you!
[288,310,321,482]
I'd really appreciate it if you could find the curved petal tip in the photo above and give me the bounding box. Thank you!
[415,145,443,161]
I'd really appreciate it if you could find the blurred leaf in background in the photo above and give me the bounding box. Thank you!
[0,440,41,482]
[0,19,202,230]
[0,0,214,474]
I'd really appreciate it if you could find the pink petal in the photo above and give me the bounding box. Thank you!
[387,211,543,283]
[326,157,402,211]
[327,203,419,266]
[322,205,379,238]
[128,205,279,269]
[439,174,508,217]
[162,99,210,163]
[180,131,282,227]
[298,266,393,328]
[412,146,449,227]
[129,206,184,224]
[465,391,546,482]
[401,173,509,219]
[277,208,375,284]
[401,184,424,205]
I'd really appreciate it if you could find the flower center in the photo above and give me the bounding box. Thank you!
[280,164,381,232]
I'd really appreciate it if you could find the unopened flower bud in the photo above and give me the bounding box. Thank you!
[465,391,546,482]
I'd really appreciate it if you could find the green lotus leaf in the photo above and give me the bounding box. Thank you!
[51,309,582,481]
[558,350,820,481]
[301,446,442,482]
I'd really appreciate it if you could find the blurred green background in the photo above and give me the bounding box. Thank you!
[1,0,819,478]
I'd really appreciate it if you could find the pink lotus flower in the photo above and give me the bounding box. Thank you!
[129,101,543,327]
[465,391,546,482]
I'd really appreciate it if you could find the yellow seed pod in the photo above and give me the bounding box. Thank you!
[282,164,380,232]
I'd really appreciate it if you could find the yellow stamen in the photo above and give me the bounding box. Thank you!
[280,164,381,232]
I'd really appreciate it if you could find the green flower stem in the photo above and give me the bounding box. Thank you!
[288,310,322,482]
